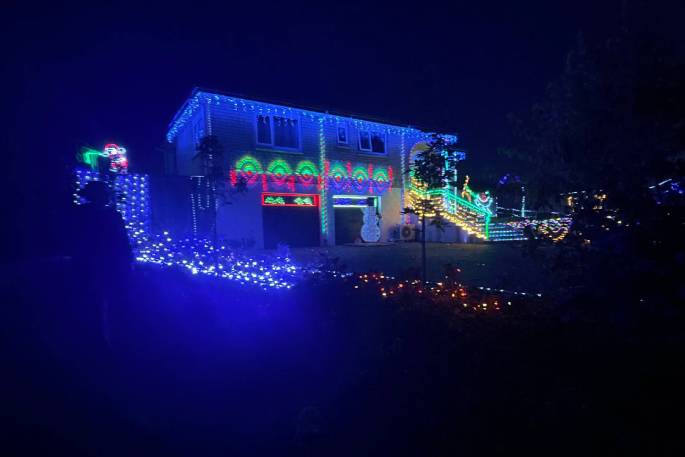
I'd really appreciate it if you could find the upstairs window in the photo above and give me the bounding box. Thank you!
[370,132,385,153]
[256,114,300,149]
[358,129,385,153]
[273,116,299,149]
[337,124,348,145]
[359,131,371,151]
[256,115,272,145]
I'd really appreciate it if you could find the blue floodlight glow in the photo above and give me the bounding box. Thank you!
[134,232,300,289]
[74,168,300,290]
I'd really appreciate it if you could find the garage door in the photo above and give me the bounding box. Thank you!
[262,193,320,248]
[334,207,364,245]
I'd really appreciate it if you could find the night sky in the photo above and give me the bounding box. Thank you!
[3,0,644,254]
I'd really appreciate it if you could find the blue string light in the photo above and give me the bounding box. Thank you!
[134,232,300,289]
[167,90,455,144]
[74,168,300,289]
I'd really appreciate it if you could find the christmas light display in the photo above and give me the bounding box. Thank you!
[402,155,536,241]
[74,170,303,289]
[317,118,328,240]
[324,160,393,195]
[77,143,129,174]
[506,217,572,242]
[361,206,381,242]
[73,167,545,296]
[333,195,376,208]
[167,90,450,144]
[135,232,300,289]
[406,176,491,240]
[400,133,409,224]
[536,217,571,242]
[74,169,150,237]
[520,186,526,217]
[486,222,528,241]
[346,273,542,313]
[102,143,129,174]
[78,147,101,171]
[261,193,319,207]
[266,158,295,191]
[350,164,369,193]
[295,160,319,187]
[461,175,494,215]
[228,155,393,196]
[327,161,349,192]
[402,143,510,240]
[190,176,216,237]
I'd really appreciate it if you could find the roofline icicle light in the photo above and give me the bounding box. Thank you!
[166,90,455,144]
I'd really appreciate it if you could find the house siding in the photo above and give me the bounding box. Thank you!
[169,90,449,248]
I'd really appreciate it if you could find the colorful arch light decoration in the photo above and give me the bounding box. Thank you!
[372,167,392,194]
[266,159,295,191]
[327,161,349,192]
[350,165,369,193]
[230,155,263,187]
[325,160,393,195]
[229,155,393,195]
[295,160,319,188]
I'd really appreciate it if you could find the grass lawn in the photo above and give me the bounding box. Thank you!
[290,242,552,293]
[6,256,683,455]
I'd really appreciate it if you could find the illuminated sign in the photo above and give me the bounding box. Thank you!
[332,195,377,208]
[262,193,319,207]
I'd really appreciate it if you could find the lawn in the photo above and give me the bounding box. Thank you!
[290,242,552,293]
[5,255,683,455]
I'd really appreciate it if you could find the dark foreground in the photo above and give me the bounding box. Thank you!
[3,260,684,456]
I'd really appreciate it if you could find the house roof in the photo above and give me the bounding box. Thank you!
[166,87,458,144]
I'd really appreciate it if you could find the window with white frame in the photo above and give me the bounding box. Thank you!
[256,114,300,149]
[358,129,385,153]
[337,124,348,145]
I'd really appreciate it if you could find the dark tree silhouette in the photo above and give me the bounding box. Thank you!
[499,4,685,303]
[502,11,685,213]
[404,134,461,282]
[194,135,246,254]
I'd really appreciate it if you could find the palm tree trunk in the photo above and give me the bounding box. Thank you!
[421,213,427,282]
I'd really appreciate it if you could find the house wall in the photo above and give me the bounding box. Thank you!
[171,92,438,247]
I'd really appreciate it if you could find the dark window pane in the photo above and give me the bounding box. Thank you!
[371,132,385,153]
[359,131,371,150]
[273,116,299,148]
[337,126,347,143]
[257,115,271,144]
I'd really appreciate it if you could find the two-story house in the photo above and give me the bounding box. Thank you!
[165,88,457,248]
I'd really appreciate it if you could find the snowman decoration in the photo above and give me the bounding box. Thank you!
[361,205,381,243]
